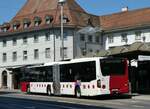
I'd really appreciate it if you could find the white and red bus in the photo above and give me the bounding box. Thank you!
[20,57,129,97]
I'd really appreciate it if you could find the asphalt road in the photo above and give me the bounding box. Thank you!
[0,96,108,109]
[0,91,150,109]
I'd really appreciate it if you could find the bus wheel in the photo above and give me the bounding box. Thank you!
[75,87,81,98]
[47,86,51,96]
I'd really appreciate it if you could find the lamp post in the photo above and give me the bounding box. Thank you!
[58,0,66,60]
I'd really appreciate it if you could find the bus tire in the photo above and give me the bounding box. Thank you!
[47,85,51,96]
[75,87,81,98]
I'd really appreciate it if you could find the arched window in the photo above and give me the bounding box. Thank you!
[59,15,70,23]
[34,16,42,26]
[1,23,10,32]
[12,21,20,30]
[45,15,53,24]
[23,18,31,28]
[2,71,7,88]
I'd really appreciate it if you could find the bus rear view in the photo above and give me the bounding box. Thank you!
[100,58,129,95]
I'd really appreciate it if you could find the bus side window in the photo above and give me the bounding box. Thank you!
[74,73,80,80]
[103,67,110,76]
[69,69,72,75]
[79,61,96,82]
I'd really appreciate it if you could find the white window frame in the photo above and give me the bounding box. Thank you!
[60,47,68,58]
[121,33,127,42]
[23,51,27,60]
[45,48,51,58]
[63,31,68,40]
[3,40,7,47]
[34,34,39,43]
[80,34,85,41]
[108,35,114,44]
[88,35,93,42]
[23,37,27,44]
[45,33,50,41]
[95,35,100,43]
[35,21,40,26]
[13,38,17,46]
[12,52,17,62]
[135,31,141,40]
[3,53,7,62]
[34,49,39,59]
[24,23,29,28]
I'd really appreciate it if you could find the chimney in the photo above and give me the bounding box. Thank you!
[122,7,128,12]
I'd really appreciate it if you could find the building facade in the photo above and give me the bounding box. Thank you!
[105,28,150,49]
[100,8,150,50]
[100,8,150,93]
[0,0,101,89]
[0,0,150,90]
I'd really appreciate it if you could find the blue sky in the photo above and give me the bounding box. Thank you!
[0,0,150,24]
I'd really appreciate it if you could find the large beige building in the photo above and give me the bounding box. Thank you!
[0,0,150,91]
[0,0,101,89]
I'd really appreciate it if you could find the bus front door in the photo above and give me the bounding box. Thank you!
[53,64,61,95]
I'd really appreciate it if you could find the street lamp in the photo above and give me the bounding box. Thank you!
[58,0,66,60]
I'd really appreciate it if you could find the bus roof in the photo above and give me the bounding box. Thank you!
[27,57,126,69]
[44,57,105,66]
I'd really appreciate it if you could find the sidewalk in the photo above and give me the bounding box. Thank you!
[0,88,21,93]
[1,89,150,101]
[132,94,150,101]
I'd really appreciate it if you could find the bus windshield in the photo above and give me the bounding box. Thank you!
[100,58,125,76]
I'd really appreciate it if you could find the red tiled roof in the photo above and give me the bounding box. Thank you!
[100,8,150,31]
[13,0,85,19]
[0,0,100,36]
[0,0,150,36]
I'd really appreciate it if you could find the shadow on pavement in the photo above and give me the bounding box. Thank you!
[0,90,21,94]
[26,92,132,100]
[89,94,132,100]
[0,96,114,109]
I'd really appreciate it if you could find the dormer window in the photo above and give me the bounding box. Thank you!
[34,16,41,26]
[3,28,7,32]
[23,18,31,28]
[1,23,10,32]
[59,15,70,23]
[63,15,70,23]
[13,21,20,30]
[45,15,53,24]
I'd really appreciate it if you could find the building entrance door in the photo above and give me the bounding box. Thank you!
[129,66,138,93]
[137,61,150,93]
[2,71,7,88]
[13,73,21,89]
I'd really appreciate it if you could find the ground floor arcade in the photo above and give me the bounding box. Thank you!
[1,42,150,94]
[0,66,33,90]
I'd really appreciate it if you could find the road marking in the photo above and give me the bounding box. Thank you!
[24,107,36,109]
[132,105,145,108]
[58,99,125,107]
[57,100,95,107]
[57,100,76,104]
